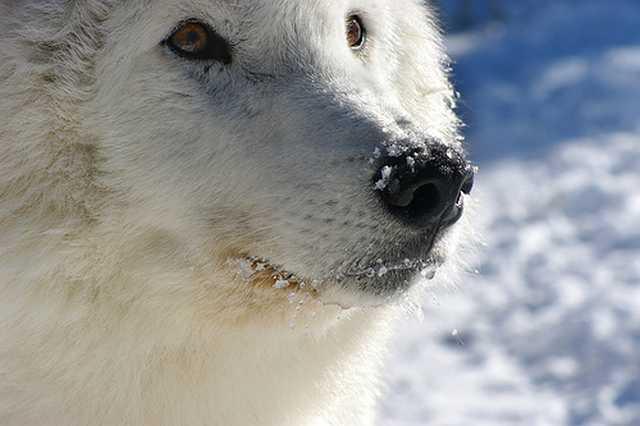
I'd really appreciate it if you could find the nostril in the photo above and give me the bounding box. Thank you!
[461,171,475,195]
[409,182,441,218]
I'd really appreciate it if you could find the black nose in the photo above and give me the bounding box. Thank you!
[374,144,475,228]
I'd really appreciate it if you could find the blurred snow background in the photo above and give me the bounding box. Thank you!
[378,1,640,424]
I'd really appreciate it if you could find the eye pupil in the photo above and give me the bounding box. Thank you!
[346,16,365,50]
[186,31,199,44]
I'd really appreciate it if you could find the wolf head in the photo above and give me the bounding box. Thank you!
[1,0,473,310]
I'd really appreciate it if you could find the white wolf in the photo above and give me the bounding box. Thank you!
[0,1,474,425]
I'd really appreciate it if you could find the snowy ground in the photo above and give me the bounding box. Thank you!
[378,1,640,425]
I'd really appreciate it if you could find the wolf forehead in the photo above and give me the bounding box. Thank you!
[21,0,444,72]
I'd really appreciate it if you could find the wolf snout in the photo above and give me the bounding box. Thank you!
[374,143,475,228]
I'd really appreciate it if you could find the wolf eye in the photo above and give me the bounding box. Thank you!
[166,20,232,64]
[346,15,365,50]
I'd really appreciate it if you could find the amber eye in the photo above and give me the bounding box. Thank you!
[346,15,365,50]
[166,20,232,64]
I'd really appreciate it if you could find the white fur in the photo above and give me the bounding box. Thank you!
[0,1,469,424]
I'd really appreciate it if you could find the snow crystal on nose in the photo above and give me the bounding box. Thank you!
[406,156,415,167]
[374,165,393,190]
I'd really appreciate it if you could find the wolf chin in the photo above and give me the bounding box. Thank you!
[0,1,474,425]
